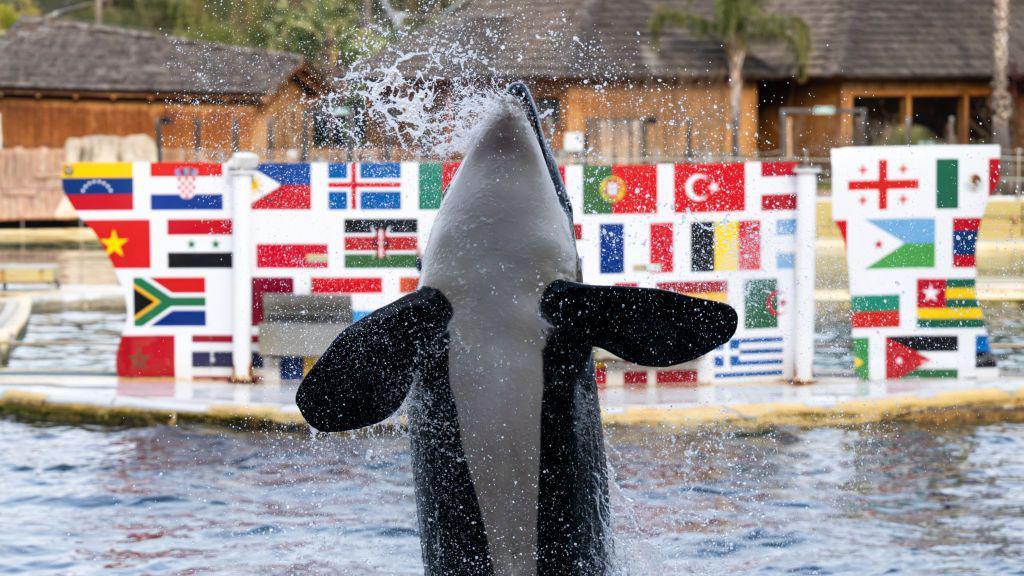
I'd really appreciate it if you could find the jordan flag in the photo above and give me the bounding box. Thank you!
[886,336,958,379]
[87,220,150,268]
[675,163,745,212]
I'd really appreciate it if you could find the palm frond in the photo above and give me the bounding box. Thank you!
[649,8,714,47]
[745,13,812,81]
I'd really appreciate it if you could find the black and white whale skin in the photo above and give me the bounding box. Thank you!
[296,84,737,576]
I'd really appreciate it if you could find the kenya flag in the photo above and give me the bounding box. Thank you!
[344,219,418,268]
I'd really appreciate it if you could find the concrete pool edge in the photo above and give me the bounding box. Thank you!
[2,374,1024,431]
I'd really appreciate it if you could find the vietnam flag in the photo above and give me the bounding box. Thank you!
[583,165,657,214]
[86,220,150,268]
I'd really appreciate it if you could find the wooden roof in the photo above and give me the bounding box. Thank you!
[363,0,1024,82]
[0,17,307,97]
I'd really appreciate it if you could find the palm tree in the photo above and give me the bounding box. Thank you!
[991,0,1012,151]
[650,0,810,157]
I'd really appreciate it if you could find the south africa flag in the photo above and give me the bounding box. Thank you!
[133,278,206,326]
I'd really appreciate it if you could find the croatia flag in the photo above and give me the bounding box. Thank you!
[150,163,224,210]
[328,162,403,210]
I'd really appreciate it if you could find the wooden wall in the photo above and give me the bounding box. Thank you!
[559,80,759,160]
[0,80,311,156]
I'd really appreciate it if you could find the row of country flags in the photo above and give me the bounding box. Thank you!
[594,218,794,274]
[90,218,419,270]
[92,216,806,274]
[834,217,980,269]
[852,334,994,380]
[851,279,984,329]
[128,273,785,332]
[62,161,801,214]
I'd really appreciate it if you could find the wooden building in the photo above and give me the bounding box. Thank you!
[0,17,320,158]
[367,0,1024,162]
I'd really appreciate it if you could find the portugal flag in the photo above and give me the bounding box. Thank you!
[583,165,657,214]
[87,220,150,268]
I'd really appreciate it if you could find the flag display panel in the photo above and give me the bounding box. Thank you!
[832,145,998,380]
[69,160,803,383]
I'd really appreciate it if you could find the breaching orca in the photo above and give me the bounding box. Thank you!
[297,83,737,575]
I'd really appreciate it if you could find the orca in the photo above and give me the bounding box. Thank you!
[296,83,737,575]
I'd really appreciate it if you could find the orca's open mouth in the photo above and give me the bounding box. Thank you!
[506,82,575,228]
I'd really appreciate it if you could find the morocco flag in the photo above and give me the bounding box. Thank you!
[583,165,657,214]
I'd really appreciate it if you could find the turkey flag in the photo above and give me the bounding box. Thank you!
[674,163,745,212]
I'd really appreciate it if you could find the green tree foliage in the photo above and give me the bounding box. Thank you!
[651,0,810,156]
[33,0,432,70]
[0,0,40,32]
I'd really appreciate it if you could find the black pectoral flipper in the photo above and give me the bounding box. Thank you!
[296,287,452,432]
[541,280,737,366]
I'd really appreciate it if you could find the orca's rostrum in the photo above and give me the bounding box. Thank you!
[296,83,737,575]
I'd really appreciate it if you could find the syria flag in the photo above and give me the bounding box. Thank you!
[675,163,745,212]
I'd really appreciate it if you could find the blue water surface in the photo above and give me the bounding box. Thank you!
[1,418,1022,575]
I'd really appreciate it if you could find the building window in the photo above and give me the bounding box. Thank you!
[855,97,902,145]
[585,118,656,163]
[969,97,992,143]
[912,97,959,142]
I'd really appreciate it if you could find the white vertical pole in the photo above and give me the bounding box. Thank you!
[228,152,258,383]
[793,165,820,384]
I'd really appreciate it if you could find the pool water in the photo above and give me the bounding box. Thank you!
[7,302,1024,376]
[2,418,1022,575]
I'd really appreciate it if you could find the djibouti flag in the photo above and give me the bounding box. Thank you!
[867,219,934,269]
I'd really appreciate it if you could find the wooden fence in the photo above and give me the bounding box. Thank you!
[0,147,69,222]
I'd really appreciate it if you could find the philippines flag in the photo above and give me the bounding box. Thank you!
[150,163,224,210]
[328,162,402,210]
[253,164,311,210]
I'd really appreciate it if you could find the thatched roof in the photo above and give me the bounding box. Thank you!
[0,17,306,96]
[363,0,1024,82]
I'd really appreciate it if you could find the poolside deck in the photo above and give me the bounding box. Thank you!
[2,370,1022,430]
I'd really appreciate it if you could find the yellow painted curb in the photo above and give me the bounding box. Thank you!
[3,385,1024,431]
